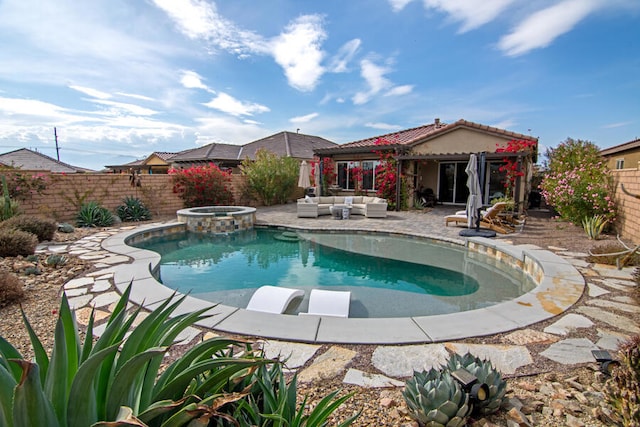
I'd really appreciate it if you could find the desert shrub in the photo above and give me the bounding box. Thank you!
[0,228,38,257]
[582,214,607,240]
[76,201,114,227]
[0,270,24,307]
[587,242,640,266]
[0,174,20,221]
[604,334,640,426]
[116,196,151,222]
[169,163,234,207]
[540,138,616,225]
[241,148,299,205]
[45,254,67,268]
[0,214,57,241]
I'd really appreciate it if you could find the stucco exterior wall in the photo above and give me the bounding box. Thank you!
[606,153,640,171]
[412,128,514,155]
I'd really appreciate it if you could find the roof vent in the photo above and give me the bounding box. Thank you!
[434,118,441,128]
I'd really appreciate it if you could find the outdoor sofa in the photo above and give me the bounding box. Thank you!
[297,196,388,218]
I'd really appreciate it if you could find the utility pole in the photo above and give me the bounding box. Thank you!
[54,127,60,161]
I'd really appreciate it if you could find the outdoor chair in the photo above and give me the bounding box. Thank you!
[444,202,515,234]
[299,289,351,317]
[246,286,304,314]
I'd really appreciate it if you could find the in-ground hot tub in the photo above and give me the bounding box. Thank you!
[176,206,256,234]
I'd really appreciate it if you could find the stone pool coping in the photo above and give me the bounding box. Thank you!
[101,221,585,344]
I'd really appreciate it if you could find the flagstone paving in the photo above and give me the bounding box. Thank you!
[34,206,640,391]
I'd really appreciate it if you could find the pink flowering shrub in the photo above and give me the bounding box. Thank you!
[0,170,50,200]
[374,138,407,209]
[169,164,234,207]
[539,138,616,224]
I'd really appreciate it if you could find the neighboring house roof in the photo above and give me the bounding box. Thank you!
[600,138,640,156]
[169,143,243,163]
[240,131,337,160]
[315,119,537,155]
[153,152,177,161]
[0,148,89,173]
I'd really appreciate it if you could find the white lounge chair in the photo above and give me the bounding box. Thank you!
[300,289,351,318]
[246,286,304,314]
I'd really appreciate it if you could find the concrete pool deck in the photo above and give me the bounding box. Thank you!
[55,204,591,345]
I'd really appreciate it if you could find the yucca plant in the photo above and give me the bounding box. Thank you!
[116,196,152,222]
[0,175,19,221]
[0,283,270,426]
[582,214,607,240]
[402,368,471,427]
[76,201,114,227]
[446,352,507,415]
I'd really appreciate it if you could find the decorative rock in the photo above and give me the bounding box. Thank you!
[260,340,321,370]
[372,344,449,378]
[502,329,560,345]
[298,346,356,383]
[343,369,405,388]
[587,283,609,297]
[576,306,640,333]
[75,307,110,325]
[506,407,532,426]
[540,338,599,364]
[543,313,594,336]
[379,397,395,408]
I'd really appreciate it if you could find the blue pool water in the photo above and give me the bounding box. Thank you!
[133,228,535,318]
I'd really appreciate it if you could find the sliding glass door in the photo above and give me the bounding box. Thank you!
[438,162,469,204]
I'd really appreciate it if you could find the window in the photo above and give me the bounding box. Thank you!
[336,161,379,190]
[616,158,625,169]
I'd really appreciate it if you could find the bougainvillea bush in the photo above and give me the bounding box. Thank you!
[169,164,234,207]
[539,138,616,224]
[374,138,407,210]
[496,139,537,200]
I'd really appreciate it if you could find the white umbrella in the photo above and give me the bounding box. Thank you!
[465,154,483,229]
[298,160,311,189]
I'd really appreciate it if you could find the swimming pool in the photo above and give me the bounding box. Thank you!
[132,228,535,318]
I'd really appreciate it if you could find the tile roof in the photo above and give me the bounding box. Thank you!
[152,152,177,161]
[315,119,537,154]
[0,148,89,173]
[600,138,640,156]
[240,131,336,160]
[170,143,243,162]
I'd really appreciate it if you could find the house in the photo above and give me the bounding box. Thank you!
[106,152,177,174]
[0,148,90,173]
[600,138,640,170]
[313,119,538,211]
[108,131,337,173]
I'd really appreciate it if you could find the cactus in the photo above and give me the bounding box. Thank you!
[605,335,640,426]
[402,368,471,427]
[447,352,507,415]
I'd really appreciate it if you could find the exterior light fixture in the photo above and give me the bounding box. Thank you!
[451,368,489,402]
[591,349,620,376]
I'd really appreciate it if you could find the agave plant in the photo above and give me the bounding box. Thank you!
[116,196,152,222]
[446,352,507,415]
[582,214,607,240]
[76,201,114,227]
[402,368,471,427]
[0,283,270,426]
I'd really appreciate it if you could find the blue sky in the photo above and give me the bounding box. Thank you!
[0,0,638,171]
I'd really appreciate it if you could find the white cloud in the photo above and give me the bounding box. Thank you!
[68,85,112,99]
[385,85,414,97]
[328,39,361,73]
[116,92,156,102]
[203,92,270,117]
[498,0,604,56]
[269,15,326,92]
[290,113,319,124]
[388,0,415,12]
[353,59,395,105]
[194,115,266,145]
[422,0,516,32]
[91,100,159,117]
[602,121,633,129]
[365,122,403,131]
[180,70,214,93]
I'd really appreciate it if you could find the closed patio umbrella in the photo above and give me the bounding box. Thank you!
[298,160,311,189]
[465,153,482,229]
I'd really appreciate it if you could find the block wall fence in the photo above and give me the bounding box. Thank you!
[612,165,640,244]
[3,172,258,222]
